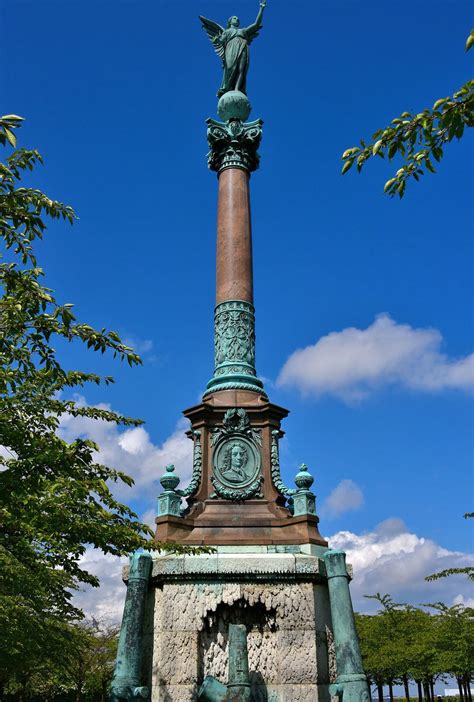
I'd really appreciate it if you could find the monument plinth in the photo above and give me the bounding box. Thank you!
[110,3,369,701]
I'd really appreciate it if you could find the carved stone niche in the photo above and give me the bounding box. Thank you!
[155,389,327,547]
[145,552,335,702]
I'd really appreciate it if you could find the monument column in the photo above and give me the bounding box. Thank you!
[204,95,265,397]
[216,167,253,304]
[109,4,369,700]
[154,6,328,547]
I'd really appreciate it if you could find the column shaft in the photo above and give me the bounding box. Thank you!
[216,168,253,304]
[205,117,265,397]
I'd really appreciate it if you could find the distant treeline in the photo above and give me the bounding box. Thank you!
[0,619,118,702]
[356,595,473,702]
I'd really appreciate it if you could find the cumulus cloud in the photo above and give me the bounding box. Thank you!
[453,594,474,608]
[121,335,155,355]
[58,397,195,622]
[58,397,193,502]
[328,518,474,612]
[321,479,364,518]
[74,519,473,624]
[277,314,474,401]
[74,547,128,623]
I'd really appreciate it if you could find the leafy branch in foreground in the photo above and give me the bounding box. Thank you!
[341,32,474,198]
[0,114,159,683]
[426,513,473,582]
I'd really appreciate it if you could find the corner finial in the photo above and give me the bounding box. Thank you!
[157,464,182,517]
[292,463,317,517]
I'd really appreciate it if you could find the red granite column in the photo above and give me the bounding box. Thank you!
[204,116,265,397]
[216,168,253,305]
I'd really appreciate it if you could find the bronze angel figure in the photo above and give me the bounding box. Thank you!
[199,1,267,98]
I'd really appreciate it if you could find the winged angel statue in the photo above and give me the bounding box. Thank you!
[199,1,267,98]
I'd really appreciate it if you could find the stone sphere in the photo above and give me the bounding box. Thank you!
[218,90,251,122]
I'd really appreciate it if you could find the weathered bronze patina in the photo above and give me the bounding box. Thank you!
[198,624,252,701]
[200,1,267,97]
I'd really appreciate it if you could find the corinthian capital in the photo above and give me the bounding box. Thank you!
[206,118,263,173]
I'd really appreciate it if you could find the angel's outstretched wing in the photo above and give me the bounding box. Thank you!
[199,16,225,60]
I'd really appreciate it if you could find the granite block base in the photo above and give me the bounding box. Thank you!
[141,546,336,701]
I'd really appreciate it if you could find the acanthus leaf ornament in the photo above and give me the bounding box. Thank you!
[205,300,267,398]
[207,118,263,174]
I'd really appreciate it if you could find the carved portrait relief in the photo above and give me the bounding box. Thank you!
[214,436,260,488]
[210,408,263,500]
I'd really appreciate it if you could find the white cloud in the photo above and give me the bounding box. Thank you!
[58,397,193,502]
[60,399,194,622]
[328,518,474,612]
[122,336,154,355]
[75,519,473,624]
[74,547,128,623]
[453,594,474,608]
[141,508,158,530]
[58,398,194,624]
[321,479,364,518]
[277,314,474,401]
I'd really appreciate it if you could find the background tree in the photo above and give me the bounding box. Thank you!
[425,603,474,702]
[354,594,473,702]
[355,611,389,702]
[0,114,156,687]
[2,618,119,701]
[66,619,119,702]
[341,33,473,197]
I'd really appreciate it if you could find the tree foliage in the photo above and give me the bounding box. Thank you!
[0,114,155,686]
[426,514,474,582]
[356,594,474,702]
[66,619,119,702]
[341,33,474,197]
[2,618,119,701]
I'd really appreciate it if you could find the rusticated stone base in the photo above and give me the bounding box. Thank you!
[141,547,335,702]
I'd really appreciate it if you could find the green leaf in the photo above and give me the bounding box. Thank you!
[383,178,396,192]
[432,98,447,110]
[341,159,354,175]
[342,148,358,159]
[466,29,474,52]
[4,127,16,147]
[372,139,383,156]
[425,158,436,173]
[388,141,398,159]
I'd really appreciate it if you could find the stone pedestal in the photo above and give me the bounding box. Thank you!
[155,393,327,547]
[142,546,336,702]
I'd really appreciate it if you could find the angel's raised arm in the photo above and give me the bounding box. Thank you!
[244,1,266,38]
[199,16,225,60]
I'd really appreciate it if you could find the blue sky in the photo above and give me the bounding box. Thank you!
[1,0,472,613]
